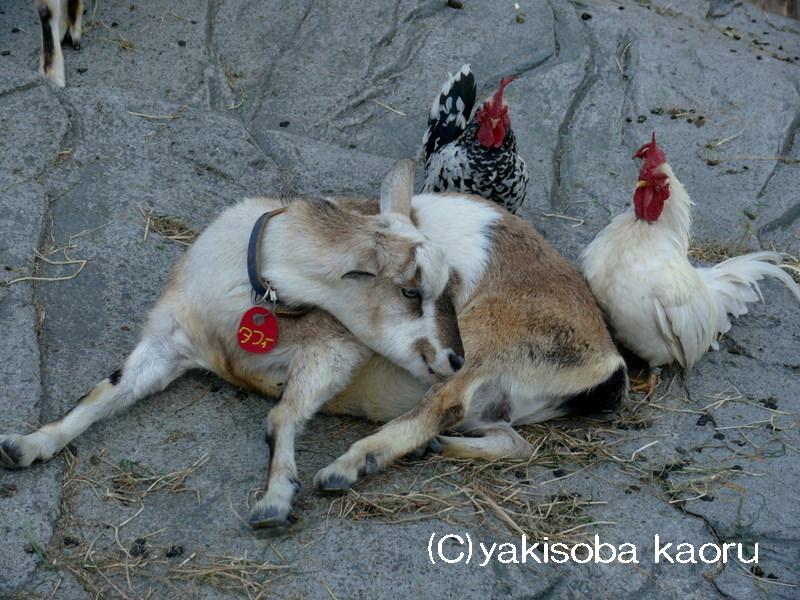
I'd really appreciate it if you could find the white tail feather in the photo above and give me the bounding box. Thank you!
[699,251,800,336]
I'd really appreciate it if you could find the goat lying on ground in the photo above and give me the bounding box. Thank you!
[0,160,626,532]
[35,0,83,87]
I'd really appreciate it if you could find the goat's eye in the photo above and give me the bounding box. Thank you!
[401,287,421,299]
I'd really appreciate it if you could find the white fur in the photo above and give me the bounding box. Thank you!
[411,193,500,306]
[582,163,800,369]
[0,161,469,529]
[35,0,82,88]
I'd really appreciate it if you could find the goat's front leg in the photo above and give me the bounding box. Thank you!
[314,371,473,492]
[248,339,372,532]
[35,0,65,87]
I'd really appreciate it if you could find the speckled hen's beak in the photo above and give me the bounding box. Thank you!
[636,180,649,189]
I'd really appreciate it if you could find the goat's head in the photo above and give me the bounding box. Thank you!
[331,160,465,382]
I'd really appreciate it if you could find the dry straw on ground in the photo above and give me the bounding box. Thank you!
[1,222,108,288]
[63,449,209,505]
[329,376,787,543]
[51,449,295,599]
[137,204,198,246]
[55,542,291,600]
[690,242,800,284]
[329,415,638,544]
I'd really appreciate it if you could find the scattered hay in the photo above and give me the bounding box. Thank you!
[97,21,138,53]
[330,419,634,543]
[52,147,74,165]
[158,10,190,27]
[371,99,406,117]
[690,242,800,284]
[689,240,748,264]
[168,553,292,598]
[541,213,585,227]
[106,454,209,504]
[615,41,632,78]
[138,204,198,246]
[651,461,753,507]
[52,448,291,599]
[783,253,800,284]
[332,477,610,544]
[64,449,209,505]
[1,223,108,288]
[102,35,138,52]
[57,543,291,600]
[330,380,751,543]
[128,107,186,122]
[704,131,743,150]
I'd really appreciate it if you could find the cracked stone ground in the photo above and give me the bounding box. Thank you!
[1,0,798,598]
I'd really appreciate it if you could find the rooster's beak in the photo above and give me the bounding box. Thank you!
[490,118,500,129]
[636,180,649,189]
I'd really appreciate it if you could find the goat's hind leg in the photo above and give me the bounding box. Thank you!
[314,371,478,492]
[35,0,65,87]
[65,0,83,48]
[0,326,194,469]
[438,423,532,460]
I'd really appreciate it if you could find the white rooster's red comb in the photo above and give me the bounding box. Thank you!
[633,132,667,168]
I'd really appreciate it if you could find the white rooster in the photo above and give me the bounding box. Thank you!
[581,133,800,392]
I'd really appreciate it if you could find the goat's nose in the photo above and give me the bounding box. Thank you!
[448,352,464,372]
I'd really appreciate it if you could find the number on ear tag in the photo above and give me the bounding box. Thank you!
[237,307,279,354]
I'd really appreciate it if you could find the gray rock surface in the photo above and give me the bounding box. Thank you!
[1,0,798,598]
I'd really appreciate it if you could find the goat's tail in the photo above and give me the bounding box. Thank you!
[562,364,628,417]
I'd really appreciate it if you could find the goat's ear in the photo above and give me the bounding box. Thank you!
[341,270,376,280]
[380,159,415,218]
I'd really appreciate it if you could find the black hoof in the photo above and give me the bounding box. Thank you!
[362,453,379,476]
[0,441,22,469]
[405,446,426,460]
[404,438,442,462]
[64,31,81,50]
[248,505,296,533]
[316,473,353,495]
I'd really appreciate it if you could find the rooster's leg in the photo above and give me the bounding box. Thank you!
[630,367,661,398]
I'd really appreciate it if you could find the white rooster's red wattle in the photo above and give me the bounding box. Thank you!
[421,64,529,214]
[580,133,800,390]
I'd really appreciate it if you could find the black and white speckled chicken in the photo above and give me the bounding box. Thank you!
[421,64,528,213]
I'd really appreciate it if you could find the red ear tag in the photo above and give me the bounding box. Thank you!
[237,307,279,353]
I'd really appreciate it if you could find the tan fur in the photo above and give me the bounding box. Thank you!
[328,203,622,421]
[0,161,623,531]
[470,211,617,373]
[72,379,112,408]
[314,201,625,487]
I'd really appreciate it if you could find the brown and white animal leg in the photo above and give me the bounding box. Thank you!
[66,0,83,49]
[35,0,65,87]
[249,340,372,531]
[437,423,532,460]
[314,371,478,492]
[0,325,195,468]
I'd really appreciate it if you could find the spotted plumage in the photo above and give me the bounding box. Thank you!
[422,65,529,214]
